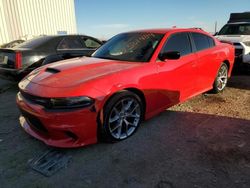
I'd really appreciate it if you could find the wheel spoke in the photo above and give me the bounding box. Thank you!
[124,119,130,126]
[125,120,128,136]
[124,100,133,111]
[218,81,222,89]
[109,107,120,123]
[113,107,119,115]
[129,104,139,114]
[121,99,126,110]
[117,121,123,138]
[127,114,140,118]
[109,115,119,123]
[110,121,122,132]
[124,119,137,127]
[220,81,223,87]
[221,68,226,75]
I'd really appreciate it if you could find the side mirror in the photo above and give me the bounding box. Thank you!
[213,32,218,36]
[158,51,180,61]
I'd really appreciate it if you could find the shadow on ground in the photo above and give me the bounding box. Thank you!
[228,75,250,90]
[229,66,250,90]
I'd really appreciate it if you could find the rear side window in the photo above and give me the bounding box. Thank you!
[57,37,84,50]
[81,37,101,48]
[192,33,214,51]
[161,32,192,56]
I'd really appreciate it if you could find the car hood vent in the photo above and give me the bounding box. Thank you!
[45,67,61,74]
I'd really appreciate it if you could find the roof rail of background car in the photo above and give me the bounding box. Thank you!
[188,27,203,30]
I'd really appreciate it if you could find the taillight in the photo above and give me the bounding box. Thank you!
[15,52,22,69]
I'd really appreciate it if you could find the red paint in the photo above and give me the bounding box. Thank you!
[16,28,235,148]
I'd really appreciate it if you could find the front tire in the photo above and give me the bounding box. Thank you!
[211,63,228,93]
[101,90,143,142]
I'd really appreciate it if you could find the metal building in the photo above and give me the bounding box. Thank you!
[0,0,77,44]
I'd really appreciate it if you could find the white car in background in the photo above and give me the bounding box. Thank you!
[215,12,250,67]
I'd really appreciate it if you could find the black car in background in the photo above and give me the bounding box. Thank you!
[0,35,102,80]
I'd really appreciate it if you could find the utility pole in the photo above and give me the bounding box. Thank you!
[215,21,217,33]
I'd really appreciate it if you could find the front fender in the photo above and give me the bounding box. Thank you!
[93,83,141,111]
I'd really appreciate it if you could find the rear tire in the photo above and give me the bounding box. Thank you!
[211,63,228,93]
[101,90,143,142]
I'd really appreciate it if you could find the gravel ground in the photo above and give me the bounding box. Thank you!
[170,75,250,120]
[0,74,249,188]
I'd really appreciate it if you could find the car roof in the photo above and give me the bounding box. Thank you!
[15,34,103,49]
[41,35,103,43]
[38,34,91,38]
[127,28,208,34]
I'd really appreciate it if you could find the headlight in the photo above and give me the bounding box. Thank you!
[243,41,250,47]
[50,96,94,109]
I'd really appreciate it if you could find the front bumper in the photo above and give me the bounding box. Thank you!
[16,92,98,148]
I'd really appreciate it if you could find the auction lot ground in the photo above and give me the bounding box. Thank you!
[0,73,249,188]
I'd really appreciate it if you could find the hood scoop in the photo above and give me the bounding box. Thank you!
[45,67,61,74]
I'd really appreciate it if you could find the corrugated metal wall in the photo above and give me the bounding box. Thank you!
[0,0,77,44]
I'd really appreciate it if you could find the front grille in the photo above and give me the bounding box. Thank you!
[20,109,48,133]
[20,91,51,108]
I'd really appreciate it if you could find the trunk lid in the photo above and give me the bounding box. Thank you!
[0,49,17,69]
[0,48,28,69]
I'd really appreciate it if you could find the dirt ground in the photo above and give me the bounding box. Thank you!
[170,75,250,120]
[0,73,250,188]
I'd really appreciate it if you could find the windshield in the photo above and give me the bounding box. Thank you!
[92,32,164,62]
[218,24,250,35]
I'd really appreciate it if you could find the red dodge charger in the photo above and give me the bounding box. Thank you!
[16,28,235,148]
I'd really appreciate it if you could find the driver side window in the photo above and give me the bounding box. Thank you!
[161,33,192,56]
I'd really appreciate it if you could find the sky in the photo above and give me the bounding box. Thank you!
[74,0,249,39]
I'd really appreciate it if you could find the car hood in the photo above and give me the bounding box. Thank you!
[26,57,141,88]
[215,35,250,43]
